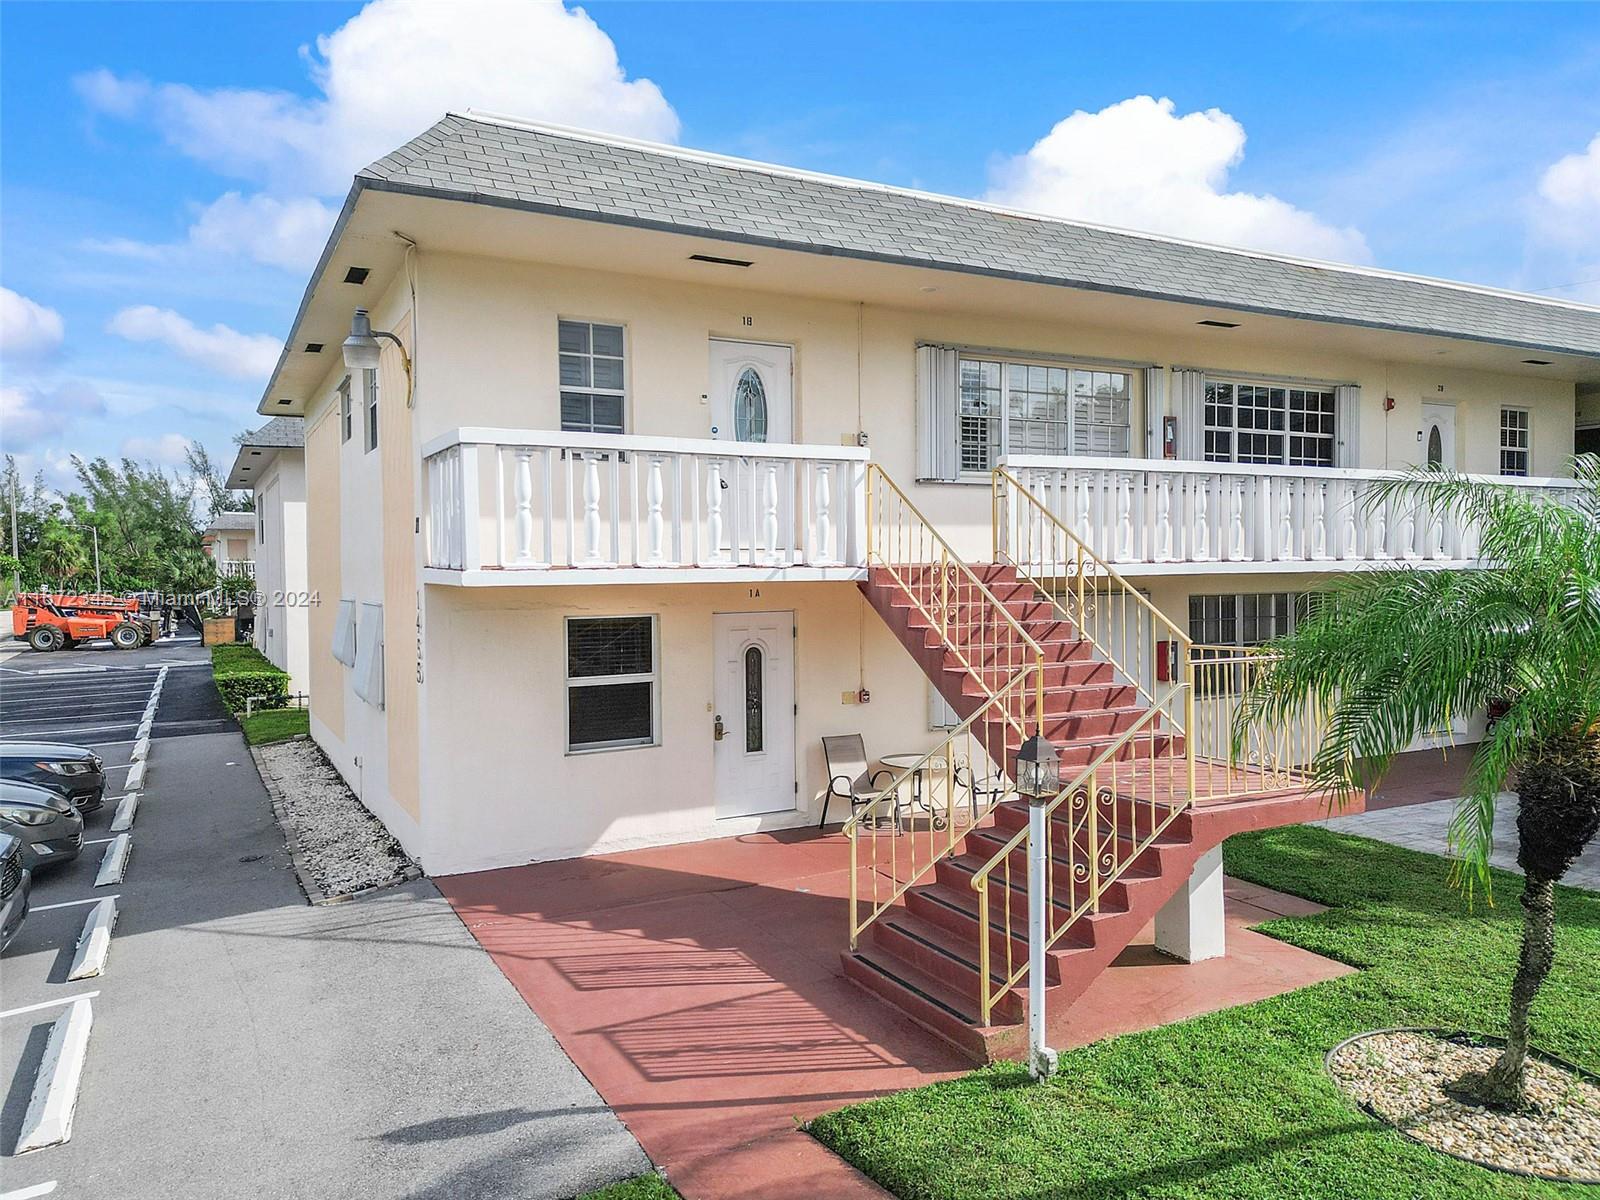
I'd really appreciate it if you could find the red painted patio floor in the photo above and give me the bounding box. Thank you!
[437,827,1353,1200]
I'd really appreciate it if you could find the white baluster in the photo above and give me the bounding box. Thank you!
[1075,472,1091,541]
[1310,481,1329,559]
[513,449,535,565]
[1154,475,1173,562]
[761,461,780,564]
[1367,484,1389,559]
[645,455,666,564]
[1115,474,1133,561]
[1278,480,1296,559]
[582,454,605,565]
[1397,494,1417,559]
[706,458,726,564]
[1228,478,1246,560]
[815,462,834,564]
[1193,476,1212,560]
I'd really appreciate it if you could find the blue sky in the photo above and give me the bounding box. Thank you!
[3,1,1598,493]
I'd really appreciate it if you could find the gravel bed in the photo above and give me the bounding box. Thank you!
[1328,1030,1600,1182]
[255,738,416,900]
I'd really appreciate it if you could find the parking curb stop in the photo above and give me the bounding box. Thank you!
[94,834,130,887]
[110,793,139,832]
[67,898,118,981]
[15,998,93,1154]
[124,760,146,791]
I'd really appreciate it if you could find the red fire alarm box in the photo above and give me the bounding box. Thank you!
[1156,640,1179,681]
[1162,416,1178,459]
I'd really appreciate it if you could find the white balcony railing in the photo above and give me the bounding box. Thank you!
[422,429,869,576]
[1000,455,1581,572]
[218,559,256,578]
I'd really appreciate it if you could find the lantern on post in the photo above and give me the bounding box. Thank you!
[1015,732,1060,1081]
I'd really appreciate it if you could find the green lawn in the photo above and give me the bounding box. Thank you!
[808,826,1600,1199]
[574,1174,681,1200]
[240,706,309,745]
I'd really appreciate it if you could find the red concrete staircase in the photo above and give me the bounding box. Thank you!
[842,563,1320,1063]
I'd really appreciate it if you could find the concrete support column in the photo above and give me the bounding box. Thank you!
[1154,844,1226,963]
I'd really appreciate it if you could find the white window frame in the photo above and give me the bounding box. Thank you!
[564,614,659,754]
[364,370,378,453]
[1188,592,1306,648]
[1203,377,1337,468]
[1499,406,1531,477]
[558,318,628,435]
[338,376,352,444]
[957,353,1134,473]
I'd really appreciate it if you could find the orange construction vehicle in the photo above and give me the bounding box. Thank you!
[10,593,163,653]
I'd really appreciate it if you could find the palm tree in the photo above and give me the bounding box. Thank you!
[1236,454,1600,1110]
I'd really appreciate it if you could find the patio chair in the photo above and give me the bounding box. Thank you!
[954,759,1010,824]
[819,735,895,829]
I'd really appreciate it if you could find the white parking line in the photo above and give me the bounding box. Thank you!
[1,1179,59,1199]
[0,722,150,740]
[94,835,130,886]
[30,896,119,912]
[82,838,115,846]
[67,898,118,981]
[0,993,99,1021]
[15,997,94,1153]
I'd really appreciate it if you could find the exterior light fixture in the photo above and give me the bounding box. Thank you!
[1015,734,1060,800]
[342,307,414,405]
[1015,731,1061,1082]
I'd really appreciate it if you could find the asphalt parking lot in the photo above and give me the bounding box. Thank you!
[0,633,648,1199]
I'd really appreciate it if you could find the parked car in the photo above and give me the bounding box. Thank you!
[0,742,106,813]
[0,833,30,953]
[0,780,84,871]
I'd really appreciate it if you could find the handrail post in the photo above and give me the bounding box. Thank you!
[1184,663,1197,802]
[1027,789,1057,1079]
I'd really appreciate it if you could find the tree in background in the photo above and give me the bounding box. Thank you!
[186,441,253,520]
[1237,457,1600,1109]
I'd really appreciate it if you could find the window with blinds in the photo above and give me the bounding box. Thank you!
[956,355,1131,471]
[566,616,657,751]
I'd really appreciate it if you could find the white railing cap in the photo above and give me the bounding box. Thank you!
[999,454,1580,490]
[423,426,871,463]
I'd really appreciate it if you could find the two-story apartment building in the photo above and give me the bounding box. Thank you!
[227,417,309,693]
[254,112,1599,886]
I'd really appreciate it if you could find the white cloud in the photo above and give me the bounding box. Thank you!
[986,96,1371,264]
[0,287,66,357]
[1533,132,1600,246]
[0,382,106,451]
[77,0,679,196]
[86,192,337,273]
[120,432,194,466]
[108,306,282,380]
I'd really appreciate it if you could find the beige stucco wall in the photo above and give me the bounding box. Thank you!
[301,242,1578,870]
[420,579,945,874]
[251,449,309,693]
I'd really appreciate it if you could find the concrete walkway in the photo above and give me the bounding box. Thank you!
[1317,793,1600,891]
[1,647,647,1199]
[438,828,1352,1200]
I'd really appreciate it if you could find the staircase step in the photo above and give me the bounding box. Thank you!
[869,912,1027,1021]
[841,949,1010,1060]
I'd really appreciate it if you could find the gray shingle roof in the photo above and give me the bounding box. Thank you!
[206,512,256,533]
[357,113,1600,360]
[239,417,305,449]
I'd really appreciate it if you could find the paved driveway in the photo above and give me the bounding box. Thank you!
[2,638,647,1198]
[1317,793,1600,891]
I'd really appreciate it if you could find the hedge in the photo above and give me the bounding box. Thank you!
[210,644,290,714]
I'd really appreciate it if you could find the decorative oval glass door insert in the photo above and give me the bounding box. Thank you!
[1427,425,1443,467]
[744,644,764,752]
[733,367,769,442]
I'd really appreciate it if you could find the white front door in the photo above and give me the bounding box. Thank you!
[709,340,793,444]
[713,611,796,818]
[1421,402,1456,469]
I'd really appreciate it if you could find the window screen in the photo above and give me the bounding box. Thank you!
[566,616,656,751]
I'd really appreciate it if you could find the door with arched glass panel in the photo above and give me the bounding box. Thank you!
[712,611,797,818]
[708,340,793,444]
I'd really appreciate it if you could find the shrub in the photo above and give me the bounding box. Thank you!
[210,644,289,714]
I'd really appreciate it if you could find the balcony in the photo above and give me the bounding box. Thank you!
[218,559,256,578]
[999,455,1580,575]
[422,429,870,585]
